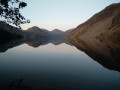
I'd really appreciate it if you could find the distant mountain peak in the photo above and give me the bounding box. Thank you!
[51,29,64,36]
[27,26,41,31]
[52,29,63,32]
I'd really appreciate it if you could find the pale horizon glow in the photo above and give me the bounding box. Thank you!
[2,0,120,31]
[22,21,83,30]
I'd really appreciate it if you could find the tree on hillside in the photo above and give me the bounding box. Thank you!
[0,0,30,28]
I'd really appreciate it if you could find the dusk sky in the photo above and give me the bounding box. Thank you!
[17,0,120,31]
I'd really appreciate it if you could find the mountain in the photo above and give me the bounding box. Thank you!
[64,28,74,36]
[49,29,64,39]
[51,29,64,35]
[0,21,24,46]
[25,27,73,40]
[0,21,23,35]
[67,3,120,41]
[25,27,73,45]
[66,3,120,72]
[25,26,51,38]
[0,21,73,48]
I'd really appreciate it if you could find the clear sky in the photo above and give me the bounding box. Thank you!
[19,0,120,31]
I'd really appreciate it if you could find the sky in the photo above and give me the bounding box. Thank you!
[8,0,120,31]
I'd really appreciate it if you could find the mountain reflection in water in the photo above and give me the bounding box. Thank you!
[69,37,120,72]
[0,36,120,72]
[0,37,120,90]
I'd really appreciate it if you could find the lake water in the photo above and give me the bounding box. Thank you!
[0,40,120,90]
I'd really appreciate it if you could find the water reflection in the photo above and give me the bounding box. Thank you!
[0,37,120,90]
[0,36,72,53]
[69,37,120,72]
[0,35,120,72]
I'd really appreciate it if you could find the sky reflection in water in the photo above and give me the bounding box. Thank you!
[0,43,120,90]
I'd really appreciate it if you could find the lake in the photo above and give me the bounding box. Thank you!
[0,38,120,90]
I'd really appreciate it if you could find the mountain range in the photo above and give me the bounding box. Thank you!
[0,21,73,43]
[25,27,72,39]
[0,21,73,51]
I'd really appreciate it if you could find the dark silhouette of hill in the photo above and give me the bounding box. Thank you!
[25,26,72,39]
[0,21,24,35]
[0,21,24,52]
[25,26,75,39]
[25,26,51,38]
[51,29,64,35]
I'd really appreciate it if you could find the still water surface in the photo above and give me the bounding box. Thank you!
[0,43,120,90]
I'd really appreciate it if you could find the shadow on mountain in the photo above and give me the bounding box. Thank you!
[68,37,120,72]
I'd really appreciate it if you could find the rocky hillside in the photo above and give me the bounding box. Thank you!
[67,3,120,41]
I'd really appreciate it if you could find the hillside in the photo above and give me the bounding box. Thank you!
[51,29,64,35]
[64,28,74,36]
[0,21,24,45]
[67,3,120,41]
[0,21,23,35]
[0,21,73,47]
[25,26,51,38]
[25,27,73,39]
